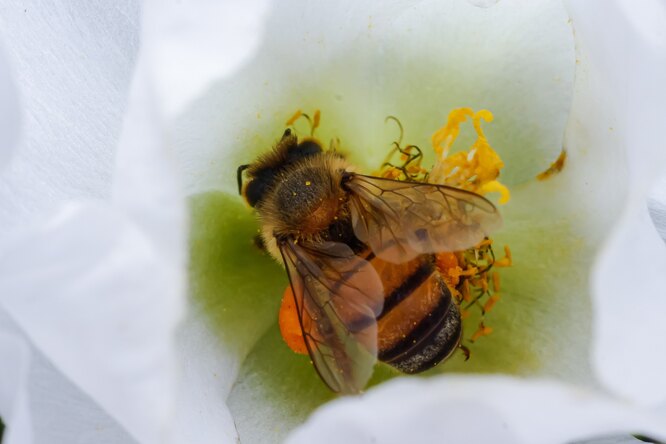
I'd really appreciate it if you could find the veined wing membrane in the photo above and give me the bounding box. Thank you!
[279,238,384,394]
[345,174,502,263]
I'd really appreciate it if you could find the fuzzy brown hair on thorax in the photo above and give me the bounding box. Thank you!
[258,154,348,239]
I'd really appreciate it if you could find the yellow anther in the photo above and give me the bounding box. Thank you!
[431,107,474,157]
[470,323,493,342]
[458,266,479,277]
[461,279,471,302]
[286,109,303,126]
[492,272,500,292]
[381,168,402,179]
[286,109,321,136]
[479,272,488,293]
[494,246,513,267]
[312,109,321,133]
[478,180,511,204]
[482,294,500,313]
[429,108,510,204]
[475,239,493,248]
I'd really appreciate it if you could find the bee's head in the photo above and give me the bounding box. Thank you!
[238,129,324,208]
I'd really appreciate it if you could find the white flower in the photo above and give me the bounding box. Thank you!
[1,0,666,443]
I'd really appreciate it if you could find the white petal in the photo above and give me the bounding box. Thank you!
[0,326,32,444]
[0,203,182,444]
[566,0,666,405]
[113,31,242,440]
[1,2,189,441]
[170,311,239,444]
[169,0,574,196]
[18,322,138,444]
[0,41,20,171]
[593,197,666,406]
[142,0,272,119]
[1,284,136,444]
[648,171,666,242]
[112,60,188,266]
[0,1,139,229]
[287,376,666,444]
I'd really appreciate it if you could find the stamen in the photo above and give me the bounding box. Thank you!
[478,180,510,204]
[286,109,303,126]
[494,245,513,267]
[492,272,500,292]
[482,294,501,313]
[286,109,321,136]
[429,108,510,204]
[470,323,493,343]
[312,109,321,135]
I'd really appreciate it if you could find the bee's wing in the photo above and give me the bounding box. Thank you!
[345,174,502,263]
[279,238,383,394]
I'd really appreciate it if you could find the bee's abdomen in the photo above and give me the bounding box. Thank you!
[370,253,462,373]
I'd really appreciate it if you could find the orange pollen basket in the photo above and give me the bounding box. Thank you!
[279,286,309,355]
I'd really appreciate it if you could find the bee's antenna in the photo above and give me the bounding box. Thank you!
[237,164,250,195]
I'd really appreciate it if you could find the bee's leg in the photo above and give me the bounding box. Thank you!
[458,343,471,361]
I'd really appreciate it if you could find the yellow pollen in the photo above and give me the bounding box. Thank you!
[429,108,510,204]
[286,109,302,126]
[482,294,501,313]
[492,272,500,292]
[479,272,488,292]
[494,245,513,267]
[470,323,493,342]
[305,180,312,186]
[461,279,471,302]
[312,109,321,132]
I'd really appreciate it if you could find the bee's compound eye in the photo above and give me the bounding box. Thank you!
[244,179,266,207]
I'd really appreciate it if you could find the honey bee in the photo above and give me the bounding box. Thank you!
[237,127,501,394]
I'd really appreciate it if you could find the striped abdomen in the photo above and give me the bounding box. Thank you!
[365,250,462,373]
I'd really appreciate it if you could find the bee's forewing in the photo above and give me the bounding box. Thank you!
[279,239,384,394]
[346,174,502,263]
